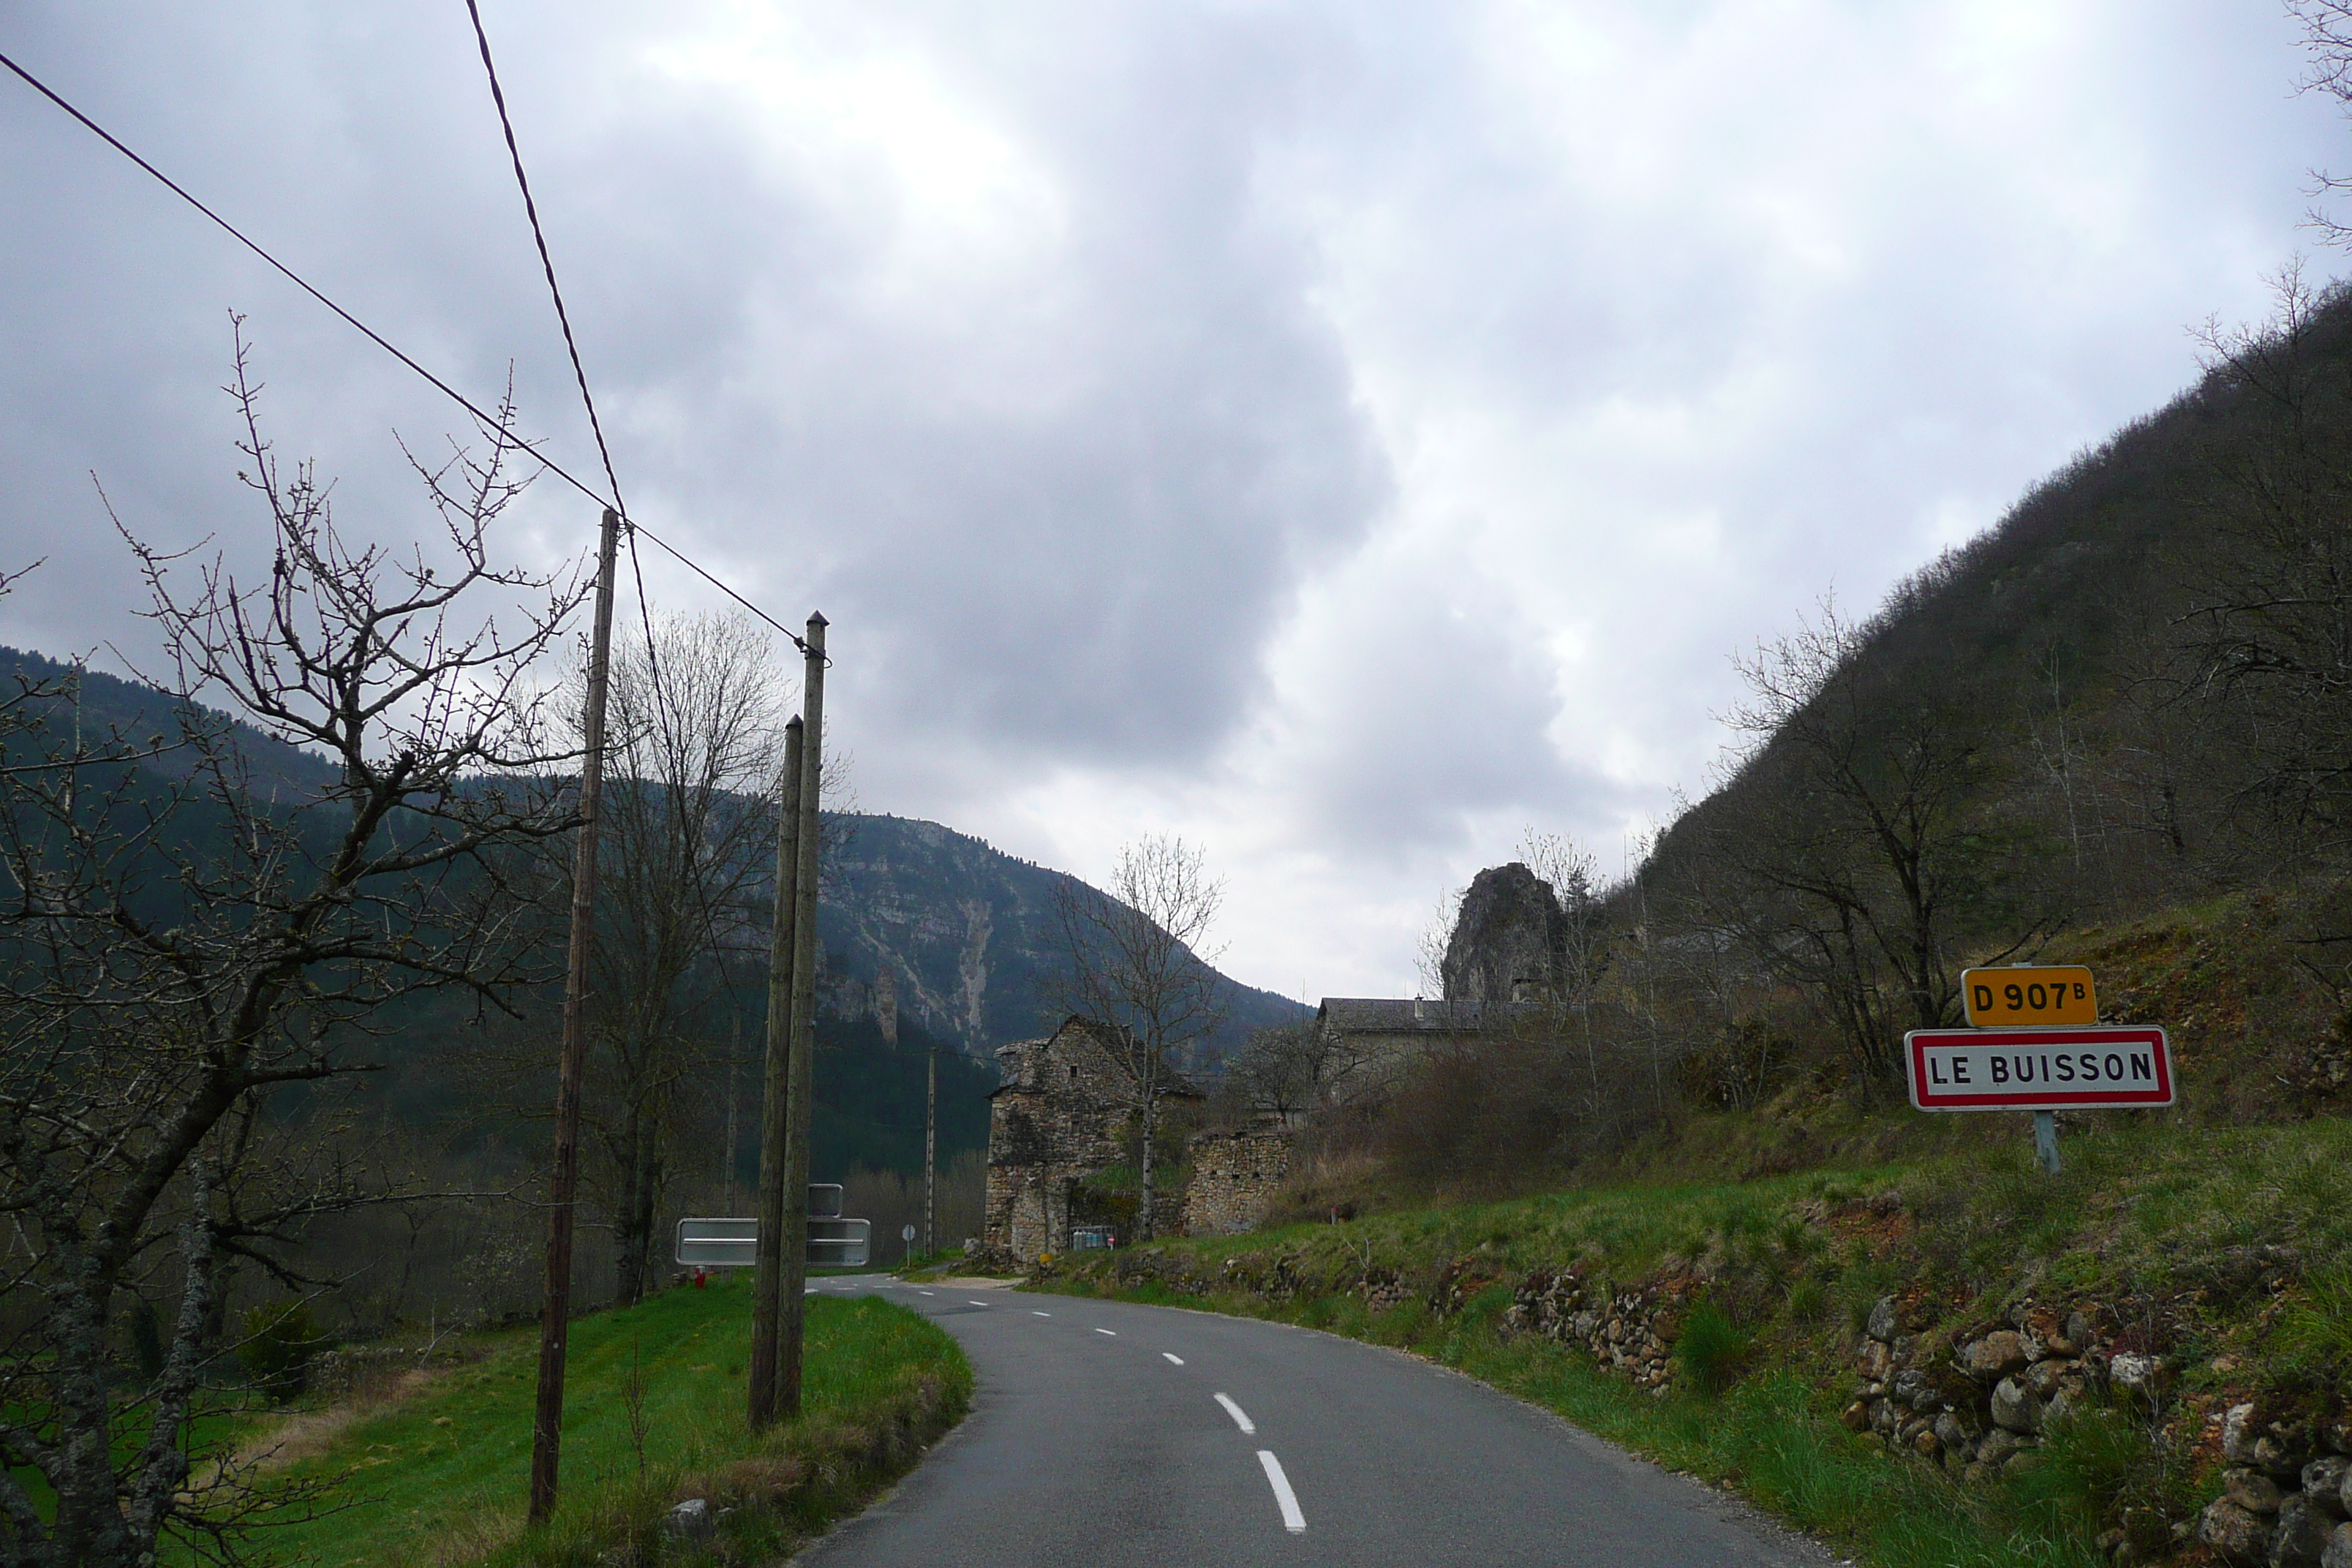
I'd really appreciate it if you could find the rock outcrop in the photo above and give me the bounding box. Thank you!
[1440,863,1569,1003]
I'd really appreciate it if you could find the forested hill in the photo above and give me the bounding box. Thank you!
[1,644,339,797]
[1631,277,2352,1080]
[0,646,1306,1064]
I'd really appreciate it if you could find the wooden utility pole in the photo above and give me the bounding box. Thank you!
[777,612,826,1416]
[924,1041,936,1256]
[747,715,804,1431]
[529,508,620,1526]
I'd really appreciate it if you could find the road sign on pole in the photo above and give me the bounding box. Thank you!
[678,1186,863,1269]
[1959,966,2097,1027]
[1904,1025,2173,1112]
[808,1218,870,1268]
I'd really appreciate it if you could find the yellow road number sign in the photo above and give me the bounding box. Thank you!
[1961,966,2097,1027]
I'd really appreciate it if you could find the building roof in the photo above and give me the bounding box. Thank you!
[1314,997,1537,1033]
[987,1015,1206,1099]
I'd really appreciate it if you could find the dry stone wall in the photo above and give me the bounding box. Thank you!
[2198,1401,2352,1567]
[1503,1267,1697,1392]
[1841,1295,2352,1567]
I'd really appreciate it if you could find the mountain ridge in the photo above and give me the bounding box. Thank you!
[0,646,1308,1063]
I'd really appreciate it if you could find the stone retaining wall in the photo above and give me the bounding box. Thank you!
[1503,1267,1698,1393]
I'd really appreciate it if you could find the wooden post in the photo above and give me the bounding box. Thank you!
[529,508,620,1526]
[747,716,804,1431]
[924,1041,936,1257]
[723,1020,740,1217]
[778,612,825,1416]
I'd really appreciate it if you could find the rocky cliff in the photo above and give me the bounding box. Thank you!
[1439,862,1569,1003]
[815,814,1306,1063]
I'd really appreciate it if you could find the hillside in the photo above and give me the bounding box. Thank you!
[0,645,1306,1068]
[1639,282,2352,941]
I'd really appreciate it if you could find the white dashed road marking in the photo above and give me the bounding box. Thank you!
[1094,1328,1117,1336]
[1032,1311,1051,1317]
[1256,1451,1306,1534]
[970,1300,990,1307]
[1162,1353,1184,1365]
[1214,1394,1255,1434]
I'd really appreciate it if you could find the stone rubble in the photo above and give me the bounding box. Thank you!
[1833,1295,2352,1566]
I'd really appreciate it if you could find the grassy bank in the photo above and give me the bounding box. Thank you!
[1036,1113,2352,1567]
[230,1276,967,1567]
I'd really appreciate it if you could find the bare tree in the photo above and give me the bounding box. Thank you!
[2180,265,2352,859]
[1224,1019,1368,1127]
[1412,886,1463,998]
[0,337,583,1567]
[1509,829,1616,1109]
[576,613,788,1306]
[1706,596,2029,1083]
[1044,837,1224,1241]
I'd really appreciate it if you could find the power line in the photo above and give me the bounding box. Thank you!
[460,0,684,702]
[0,47,610,510]
[0,43,810,655]
[461,0,624,522]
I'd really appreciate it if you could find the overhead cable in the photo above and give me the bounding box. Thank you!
[461,0,625,521]
[0,44,809,655]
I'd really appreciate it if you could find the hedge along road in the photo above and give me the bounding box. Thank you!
[792,1275,1839,1568]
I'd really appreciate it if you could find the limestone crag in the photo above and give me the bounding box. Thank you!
[1439,862,1570,1003]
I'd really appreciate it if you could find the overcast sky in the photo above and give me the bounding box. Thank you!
[1,1,2342,1002]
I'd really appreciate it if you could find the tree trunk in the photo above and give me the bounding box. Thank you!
[1137,1077,1158,1242]
[613,1101,651,1308]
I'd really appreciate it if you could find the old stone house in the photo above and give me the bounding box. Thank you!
[1180,1120,1295,1236]
[1313,995,1537,1097]
[983,1017,1203,1258]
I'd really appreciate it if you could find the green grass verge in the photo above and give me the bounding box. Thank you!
[230,1275,967,1567]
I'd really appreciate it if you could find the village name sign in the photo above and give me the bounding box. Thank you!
[1905,966,2174,1172]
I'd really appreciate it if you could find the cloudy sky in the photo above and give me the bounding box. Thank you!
[1,1,2341,1001]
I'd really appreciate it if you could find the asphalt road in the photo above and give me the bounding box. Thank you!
[794,1275,1842,1568]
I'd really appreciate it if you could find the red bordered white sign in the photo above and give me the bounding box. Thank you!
[1904,1025,2174,1112]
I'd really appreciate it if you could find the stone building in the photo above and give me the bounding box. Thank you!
[1313,995,1535,1096]
[1180,1121,1295,1236]
[982,1017,1202,1257]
